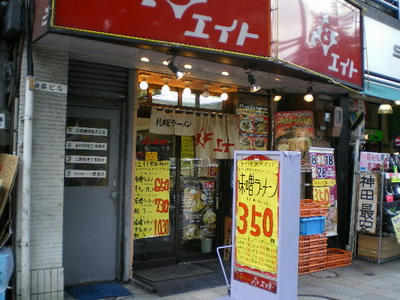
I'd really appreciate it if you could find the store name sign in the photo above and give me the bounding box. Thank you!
[53,0,271,57]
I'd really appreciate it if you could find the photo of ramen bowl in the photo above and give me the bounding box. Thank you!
[254,138,266,149]
[240,136,253,149]
[239,118,253,132]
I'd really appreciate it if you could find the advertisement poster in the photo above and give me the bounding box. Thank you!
[391,214,400,244]
[275,111,314,167]
[237,104,268,150]
[181,179,216,240]
[134,161,170,239]
[359,151,390,172]
[309,147,337,236]
[234,160,279,294]
[356,172,379,234]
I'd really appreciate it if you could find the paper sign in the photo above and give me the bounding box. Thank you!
[134,161,170,239]
[145,152,158,161]
[235,160,279,293]
[181,136,194,158]
[356,172,379,234]
[359,152,389,172]
[392,214,400,244]
[67,126,108,136]
[66,141,108,151]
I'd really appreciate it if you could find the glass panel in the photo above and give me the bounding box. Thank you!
[179,158,219,257]
[182,92,196,108]
[199,95,222,110]
[152,88,178,106]
[133,130,176,262]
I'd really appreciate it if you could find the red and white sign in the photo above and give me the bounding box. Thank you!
[271,0,362,87]
[53,0,271,57]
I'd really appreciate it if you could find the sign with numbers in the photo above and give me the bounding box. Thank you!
[134,161,170,239]
[232,151,300,300]
[309,147,337,236]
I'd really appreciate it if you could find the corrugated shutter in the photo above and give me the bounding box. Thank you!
[68,60,128,101]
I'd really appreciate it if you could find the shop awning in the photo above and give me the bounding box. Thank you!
[363,78,400,102]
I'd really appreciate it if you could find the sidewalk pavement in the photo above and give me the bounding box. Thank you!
[66,258,400,299]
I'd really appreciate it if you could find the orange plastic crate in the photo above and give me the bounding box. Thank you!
[299,249,327,261]
[299,233,327,242]
[299,244,327,255]
[298,256,326,268]
[300,199,329,217]
[299,237,327,249]
[299,264,326,275]
[325,248,352,269]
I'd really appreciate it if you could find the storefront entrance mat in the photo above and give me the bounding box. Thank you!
[65,281,132,300]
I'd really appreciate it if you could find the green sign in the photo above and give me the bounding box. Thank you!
[365,129,383,142]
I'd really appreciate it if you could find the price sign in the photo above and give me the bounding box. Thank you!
[313,186,330,205]
[145,151,158,161]
[235,160,279,293]
[134,161,170,239]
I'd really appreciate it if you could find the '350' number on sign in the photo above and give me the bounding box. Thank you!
[237,202,273,238]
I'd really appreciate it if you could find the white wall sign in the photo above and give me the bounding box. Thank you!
[364,17,400,80]
[66,141,108,151]
[65,155,107,164]
[65,169,107,178]
[66,126,108,136]
[29,78,68,95]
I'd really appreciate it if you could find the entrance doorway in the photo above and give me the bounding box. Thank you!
[63,105,121,284]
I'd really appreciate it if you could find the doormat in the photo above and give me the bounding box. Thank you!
[65,282,132,300]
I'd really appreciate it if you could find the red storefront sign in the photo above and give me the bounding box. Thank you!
[53,0,271,57]
[271,0,362,87]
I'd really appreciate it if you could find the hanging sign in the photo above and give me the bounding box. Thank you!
[237,104,268,150]
[134,161,170,239]
[309,147,337,236]
[356,172,378,234]
[150,108,196,136]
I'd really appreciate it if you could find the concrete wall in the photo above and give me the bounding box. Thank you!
[16,45,68,299]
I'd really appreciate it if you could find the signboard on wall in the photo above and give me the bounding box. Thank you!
[359,151,389,172]
[231,151,300,300]
[53,0,271,57]
[134,161,170,239]
[356,172,379,234]
[271,0,362,87]
[237,104,268,151]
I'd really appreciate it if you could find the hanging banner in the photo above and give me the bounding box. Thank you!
[359,151,390,172]
[149,107,196,136]
[309,147,337,236]
[275,111,314,167]
[235,160,279,294]
[237,104,268,150]
[134,161,170,239]
[356,172,379,234]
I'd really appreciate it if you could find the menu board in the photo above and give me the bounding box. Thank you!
[309,147,337,236]
[234,160,279,294]
[136,131,174,161]
[237,104,268,150]
[134,161,170,239]
[181,179,216,240]
[275,111,314,167]
[65,118,110,186]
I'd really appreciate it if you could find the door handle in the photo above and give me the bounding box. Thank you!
[111,192,119,200]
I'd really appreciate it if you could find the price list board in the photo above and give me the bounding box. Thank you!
[134,161,170,239]
[234,160,279,294]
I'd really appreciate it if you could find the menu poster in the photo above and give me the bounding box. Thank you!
[391,214,400,244]
[234,160,279,294]
[136,131,174,162]
[181,179,216,240]
[134,161,170,239]
[309,147,338,236]
[237,103,268,150]
[65,118,110,186]
[275,111,314,167]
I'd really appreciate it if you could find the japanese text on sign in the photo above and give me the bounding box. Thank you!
[29,79,68,94]
[235,160,279,293]
[391,214,400,244]
[356,172,378,233]
[134,161,170,239]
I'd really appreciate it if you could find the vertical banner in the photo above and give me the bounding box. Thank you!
[234,160,279,294]
[237,104,269,150]
[134,161,170,239]
[356,172,379,234]
[309,147,337,236]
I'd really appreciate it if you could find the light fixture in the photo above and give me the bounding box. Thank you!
[220,86,229,101]
[167,56,185,79]
[304,82,314,102]
[247,70,261,93]
[378,103,393,114]
[183,87,191,95]
[395,101,400,105]
[184,64,192,70]
[140,57,150,63]
[271,89,282,102]
[222,71,230,76]
[161,77,170,95]
[202,83,210,97]
[139,80,148,90]
[162,60,169,66]
[274,77,281,82]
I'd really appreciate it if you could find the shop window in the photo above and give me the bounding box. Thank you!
[199,94,222,110]
[151,88,179,106]
[182,92,197,108]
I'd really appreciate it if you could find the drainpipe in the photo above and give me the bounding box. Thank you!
[20,0,33,298]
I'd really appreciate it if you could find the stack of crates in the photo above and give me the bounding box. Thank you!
[298,199,352,274]
[299,199,328,275]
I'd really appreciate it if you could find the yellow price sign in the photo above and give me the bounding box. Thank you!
[145,151,158,161]
[313,186,330,206]
[313,179,336,187]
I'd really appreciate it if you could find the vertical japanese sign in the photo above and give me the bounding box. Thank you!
[309,148,337,236]
[356,172,378,234]
[134,161,170,239]
[234,160,279,294]
[237,104,269,150]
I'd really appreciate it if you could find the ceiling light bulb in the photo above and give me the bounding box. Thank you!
[162,84,170,94]
[176,71,185,79]
[184,64,192,70]
[273,95,282,102]
[220,92,229,101]
[162,60,169,66]
[139,80,148,90]
[250,85,261,93]
[395,101,400,105]
[248,72,261,93]
[378,103,393,114]
[202,90,210,97]
[183,87,191,95]
[304,93,314,102]
[140,57,150,63]
[222,71,229,76]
